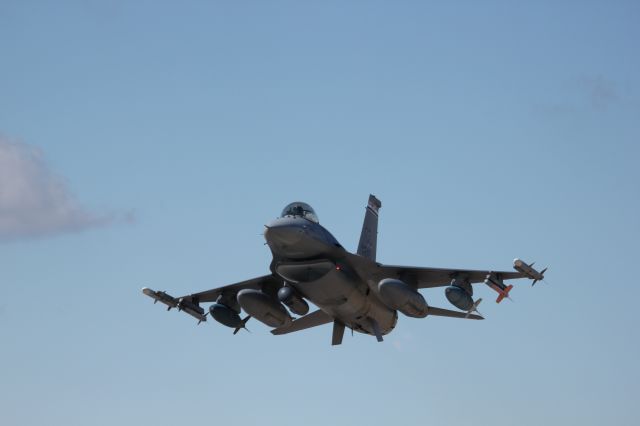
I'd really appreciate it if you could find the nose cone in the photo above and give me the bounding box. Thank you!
[264,220,305,246]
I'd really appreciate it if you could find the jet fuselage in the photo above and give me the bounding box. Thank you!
[264,216,397,337]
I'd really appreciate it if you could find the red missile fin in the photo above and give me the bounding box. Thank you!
[495,284,513,303]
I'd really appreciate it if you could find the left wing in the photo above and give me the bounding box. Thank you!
[344,251,526,289]
[372,265,525,289]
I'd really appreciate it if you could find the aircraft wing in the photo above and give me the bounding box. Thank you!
[142,274,284,324]
[371,264,525,289]
[175,274,282,303]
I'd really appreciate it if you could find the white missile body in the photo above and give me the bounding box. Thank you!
[142,287,178,309]
[142,287,206,322]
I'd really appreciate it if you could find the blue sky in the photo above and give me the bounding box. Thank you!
[1,1,639,425]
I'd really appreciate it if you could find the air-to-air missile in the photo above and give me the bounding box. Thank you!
[176,298,206,323]
[142,287,207,323]
[142,287,178,310]
[513,258,547,286]
[484,273,514,303]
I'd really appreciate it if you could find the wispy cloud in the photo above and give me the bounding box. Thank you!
[531,74,623,118]
[580,74,618,110]
[0,136,127,242]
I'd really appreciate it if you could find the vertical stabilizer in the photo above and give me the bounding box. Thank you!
[357,194,381,261]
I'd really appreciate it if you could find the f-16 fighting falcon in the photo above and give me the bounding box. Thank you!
[143,195,546,345]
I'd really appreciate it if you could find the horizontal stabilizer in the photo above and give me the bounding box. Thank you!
[271,309,333,335]
[428,306,484,320]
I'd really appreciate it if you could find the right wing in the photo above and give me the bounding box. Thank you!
[142,274,283,321]
[175,274,282,304]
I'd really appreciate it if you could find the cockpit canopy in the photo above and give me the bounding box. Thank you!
[280,202,319,223]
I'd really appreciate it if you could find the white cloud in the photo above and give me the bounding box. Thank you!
[0,136,119,242]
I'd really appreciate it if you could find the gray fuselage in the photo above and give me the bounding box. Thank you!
[264,216,397,336]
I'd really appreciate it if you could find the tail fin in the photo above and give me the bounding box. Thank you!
[357,194,381,261]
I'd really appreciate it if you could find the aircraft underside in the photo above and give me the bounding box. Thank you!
[281,260,398,337]
[142,195,546,345]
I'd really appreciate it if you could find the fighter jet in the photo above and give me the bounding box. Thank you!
[143,195,546,345]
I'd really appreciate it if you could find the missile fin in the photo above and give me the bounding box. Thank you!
[465,298,483,319]
[233,316,252,335]
[496,285,513,303]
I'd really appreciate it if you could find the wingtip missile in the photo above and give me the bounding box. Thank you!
[142,288,207,323]
[532,267,549,286]
[513,258,547,285]
[142,287,178,310]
